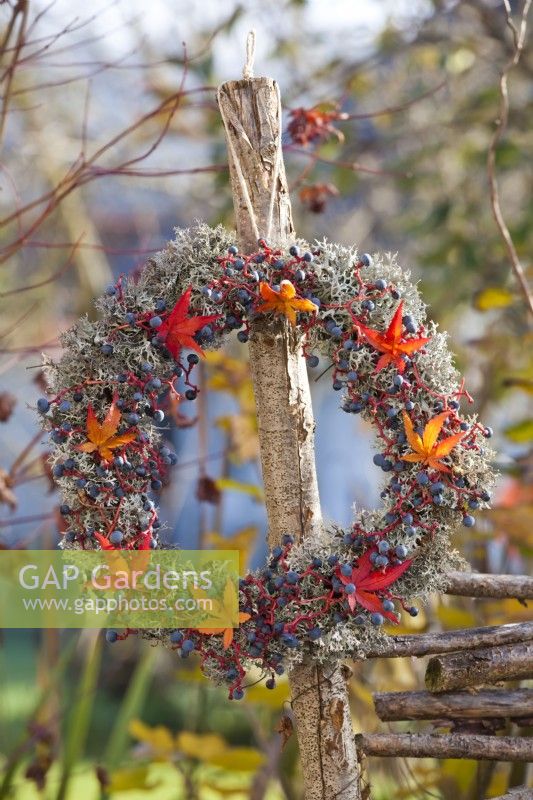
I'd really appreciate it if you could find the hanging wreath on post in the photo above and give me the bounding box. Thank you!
[37,222,494,699]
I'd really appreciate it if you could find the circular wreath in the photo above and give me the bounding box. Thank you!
[38,223,494,699]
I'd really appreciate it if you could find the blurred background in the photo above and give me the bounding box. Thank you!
[0,0,531,797]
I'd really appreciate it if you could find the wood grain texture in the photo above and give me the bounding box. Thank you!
[363,622,533,659]
[217,78,294,253]
[218,75,360,800]
[445,571,533,599]
[425,641,533,692]
[355,732,533,762]
[373,688,533,721]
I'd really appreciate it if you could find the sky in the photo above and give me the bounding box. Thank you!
[42,0,433,87]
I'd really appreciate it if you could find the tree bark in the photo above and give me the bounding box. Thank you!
[355,733,533,762]
[218,75,360,800]
[445,571,533,599]
[373,689,533,722]
[425,642,533,692]
[363,622,533,659]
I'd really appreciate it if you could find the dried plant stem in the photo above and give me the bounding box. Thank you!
[487,0,533,317]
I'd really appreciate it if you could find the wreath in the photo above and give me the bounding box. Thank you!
[38,223,494,699]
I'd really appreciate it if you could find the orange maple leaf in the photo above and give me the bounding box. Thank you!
[256,280,318,327]
[358,301,430,373]
[401,411,465,473]
[158,287,219,359]
[198,581,251,649]
[76,402,136,461]
[202,612,252,649]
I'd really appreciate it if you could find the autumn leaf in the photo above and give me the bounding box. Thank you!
[401,411,465,472]
[357,301,430,373]
[299,182,339,213]
[175,731,265,771]
[107,766,159,793]
[196,580,251,648]
[0,391,16,422]
[129,719,175,761]
[288,105,347,147]
[474,286,514,311]
[76,401,136,461]
[256,280,318,327]
[196,475,221,504]
[158,287,219,358]
[336,548,412,622]
[0,467,17,510]
[205,526,258,573]
[215,477,264,502]
[175,731,227,761]
[245,678,291,708]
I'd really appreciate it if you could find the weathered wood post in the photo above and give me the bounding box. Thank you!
[217,34,361,800]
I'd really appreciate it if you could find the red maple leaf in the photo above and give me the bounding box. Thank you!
[336,548,412,622]
[357,301,430,373]
[158,287,219,359]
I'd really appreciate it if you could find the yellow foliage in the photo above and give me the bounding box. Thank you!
[436,605,476,629]
[205,526,258,573]
[174,664,207,683]
[207,747,265,772]
[475,286,514,310]
[216,413,259,464]
[108,765,158,793]
[446,48,475,74]
[129,721,266,774]
[348,678,374,710]
[442,758,477,792]
[245,678,290,708]
[175,731,227,760]
[206,351,259,464]
[487,767,513,797]
[128,720,175,761]
[206,351,255,411]
[200,778,251,797]
[215,477,264,502]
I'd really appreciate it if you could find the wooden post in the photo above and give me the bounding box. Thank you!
[217,38,361,800]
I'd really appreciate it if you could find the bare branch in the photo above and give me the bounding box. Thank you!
[355,732,533,762]
[373,688,533,722]
[425,641,533,691]
[445,570,533,599]
[362,621,533,659]
[487,0,533,316]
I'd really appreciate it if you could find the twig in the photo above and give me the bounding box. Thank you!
[487,0,533,316]
[425,641,533,692]
[355,732,533,762]
[445,570,533,599]
[362,621,533,659]
[373,688,533,722]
